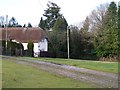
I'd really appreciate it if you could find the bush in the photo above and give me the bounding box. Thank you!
[0,40,24,56]
[27,41,34,57]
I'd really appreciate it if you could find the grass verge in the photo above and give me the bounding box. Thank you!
[26,57,118,74]
[2,60,97,88]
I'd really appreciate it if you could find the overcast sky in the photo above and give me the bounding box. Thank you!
[0,0,119,26]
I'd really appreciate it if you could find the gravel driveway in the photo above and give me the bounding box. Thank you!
[3,56,118,88]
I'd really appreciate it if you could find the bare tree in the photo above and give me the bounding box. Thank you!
[0,16,5,27]
[89,3,109,36]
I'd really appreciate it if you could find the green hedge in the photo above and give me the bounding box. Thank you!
[27,41,34,57]
[0,40,24,56]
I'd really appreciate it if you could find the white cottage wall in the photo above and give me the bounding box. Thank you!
[22,43,39,57]
[22,39,48,57]
[38,38,48,52]
[34,43,39,57]
[22,43,28,50]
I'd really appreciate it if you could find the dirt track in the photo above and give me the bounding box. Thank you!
[2,56,118,88]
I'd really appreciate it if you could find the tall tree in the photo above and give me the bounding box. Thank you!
[88,3,109,59]
[8,17,22,27]
[70,27,82,58]
[8,17,18,27]
[39,17,46,30]
[89,3,109,36]
[0,16,5,27]
[118,2,120,59]
[118,2,120,30]
[53,16,68,32]
[94,2,118,60]
[27,22,32,27]
[80,17,94,58]
[81,16,89,32]
[48,31,67,58]
[23,24,26,27]
[39,1,62,30]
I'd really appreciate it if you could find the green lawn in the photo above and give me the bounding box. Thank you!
[26,57,118,74]
[2,60,97,88]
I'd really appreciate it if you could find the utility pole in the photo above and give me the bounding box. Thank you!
[67,26,70,59]
[5,15,8,55]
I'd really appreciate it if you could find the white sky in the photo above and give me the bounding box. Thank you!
[0,0,119,26]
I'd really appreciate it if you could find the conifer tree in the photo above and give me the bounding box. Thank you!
[53,16,68,32]
[118,2,120,59]
[39,1,62,30]
[95,2,118,60]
